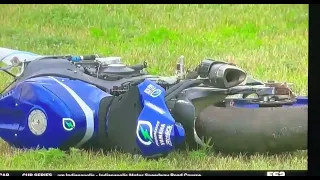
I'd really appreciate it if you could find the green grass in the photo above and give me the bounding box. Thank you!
[0,4,308,170]
[0,141,307,170]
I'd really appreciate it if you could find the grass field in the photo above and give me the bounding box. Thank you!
[0,4,308,170]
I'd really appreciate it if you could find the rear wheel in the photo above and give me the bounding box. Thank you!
[195,97,308,154]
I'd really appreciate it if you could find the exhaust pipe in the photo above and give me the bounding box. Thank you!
[198,59,247,88]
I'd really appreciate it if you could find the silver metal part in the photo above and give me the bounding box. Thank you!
[108,64,126,67]
[176,55,185,79]
[146,76,180,86]
[96,57,121,66]
[227,85,275,97]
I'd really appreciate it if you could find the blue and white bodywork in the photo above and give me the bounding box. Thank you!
[0,76,185,157]
[0,48,185,158]
[136,80,185,157]
[0,76,110,149]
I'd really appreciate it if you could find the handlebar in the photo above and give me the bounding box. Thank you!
[69,55,98,62]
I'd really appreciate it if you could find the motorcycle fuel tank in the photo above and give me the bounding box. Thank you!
[0,76,110,149]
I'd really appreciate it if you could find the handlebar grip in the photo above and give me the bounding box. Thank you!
[129,61,147,70]
[70,55,97,62]
[82,55,97,60]
[129,63,144,70]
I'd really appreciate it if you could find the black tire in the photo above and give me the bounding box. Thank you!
[195,105,308,154]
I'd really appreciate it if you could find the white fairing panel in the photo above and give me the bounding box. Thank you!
[0,47,41,65]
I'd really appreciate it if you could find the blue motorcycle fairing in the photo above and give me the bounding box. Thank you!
[0,76,111,149]
[136,79,185,157]
[0,76,185,158]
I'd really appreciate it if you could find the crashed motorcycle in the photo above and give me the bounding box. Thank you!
[0,48,308,158]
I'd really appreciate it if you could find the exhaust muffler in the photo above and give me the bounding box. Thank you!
[198,59,247,88]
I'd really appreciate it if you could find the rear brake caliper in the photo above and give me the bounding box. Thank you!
[265,81,296,99]
[257,81,297,107]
